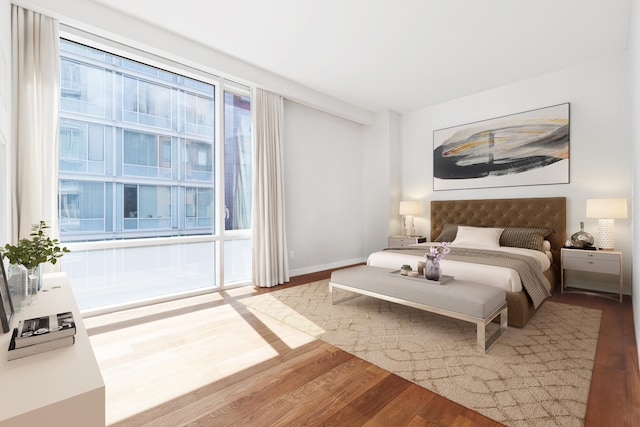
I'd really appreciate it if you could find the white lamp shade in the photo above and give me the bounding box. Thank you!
[399,200,421,216]
[586,198,628,219]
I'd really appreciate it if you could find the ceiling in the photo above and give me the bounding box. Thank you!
[89,0,631,113]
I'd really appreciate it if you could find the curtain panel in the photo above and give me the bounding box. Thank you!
[11,6,60,244]
[251,89,289,287]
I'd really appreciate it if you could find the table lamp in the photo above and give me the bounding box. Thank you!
[586,198,627,250]
[399,200,421,236]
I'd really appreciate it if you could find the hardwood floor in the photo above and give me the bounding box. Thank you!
[87,266,639,426]
[547,290,640,427]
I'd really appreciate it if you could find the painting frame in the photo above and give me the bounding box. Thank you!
[0,260,14,333]
[433,103,570,191]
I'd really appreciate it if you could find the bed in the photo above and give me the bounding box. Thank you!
[367,197,566,327]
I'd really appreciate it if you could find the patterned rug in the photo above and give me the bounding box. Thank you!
[241,280,601,427]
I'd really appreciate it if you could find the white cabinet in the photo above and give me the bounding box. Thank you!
[561,248,623,303]
[388,235,427,247]
[0,273,105,427]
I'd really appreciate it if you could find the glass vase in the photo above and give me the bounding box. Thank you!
[424,256,441,281]
[26,264,42,295]
[6,263,29,311]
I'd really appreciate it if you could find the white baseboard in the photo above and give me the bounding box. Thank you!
[289,257,366,277]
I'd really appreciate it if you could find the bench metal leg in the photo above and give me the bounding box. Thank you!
[330,282,362,305]
[477,304,508,353]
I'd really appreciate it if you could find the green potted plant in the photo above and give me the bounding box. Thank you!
[1,221,70,292]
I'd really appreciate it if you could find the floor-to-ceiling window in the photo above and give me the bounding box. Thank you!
[58,37,252,312]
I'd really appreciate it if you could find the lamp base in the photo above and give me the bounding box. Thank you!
[597,218,615,250]
[403,215,415,237]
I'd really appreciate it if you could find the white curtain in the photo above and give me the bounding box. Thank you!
[11,6,60,243]
[252,89,289,287]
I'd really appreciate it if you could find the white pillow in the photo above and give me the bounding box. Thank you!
[543,240,553,262]
[451,226,504,249]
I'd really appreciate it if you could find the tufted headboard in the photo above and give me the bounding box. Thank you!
[430,197,566,269]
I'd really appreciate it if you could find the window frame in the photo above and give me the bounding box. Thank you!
[58,27,253,296]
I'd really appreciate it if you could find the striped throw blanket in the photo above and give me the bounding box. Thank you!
[384,247,551,308]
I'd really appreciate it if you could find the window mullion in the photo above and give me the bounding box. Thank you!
[215,81,225,289]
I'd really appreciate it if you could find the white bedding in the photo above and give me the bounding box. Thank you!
[366,243,551,293]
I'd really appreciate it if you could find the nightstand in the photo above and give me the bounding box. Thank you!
[388,235,427,247]
[560,248,623,302]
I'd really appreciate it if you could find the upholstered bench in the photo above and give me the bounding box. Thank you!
[329,265,508,352]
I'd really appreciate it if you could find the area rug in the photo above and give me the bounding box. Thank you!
[241,280,601,427]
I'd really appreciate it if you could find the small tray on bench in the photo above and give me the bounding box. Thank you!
[389,270,454,285]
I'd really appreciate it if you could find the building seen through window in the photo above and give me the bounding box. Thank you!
[58,39,252,242]
[57,38,253,310]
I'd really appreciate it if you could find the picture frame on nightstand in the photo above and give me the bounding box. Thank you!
[0,260,14,333]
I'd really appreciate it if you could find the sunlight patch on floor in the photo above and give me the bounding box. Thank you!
[83,291,226,329]
[89,298,315,425]
[248,307,318,348]
[241,293,327,337]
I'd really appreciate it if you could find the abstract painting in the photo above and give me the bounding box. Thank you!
[433,103,569,190]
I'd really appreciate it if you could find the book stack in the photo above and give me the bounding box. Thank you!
[8,312,76,360]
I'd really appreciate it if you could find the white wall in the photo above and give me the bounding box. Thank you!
[362,110,401,256]
[283,100,368,275]
[400,52,633,294]
[630,0,640,367]
[0,0,10,245]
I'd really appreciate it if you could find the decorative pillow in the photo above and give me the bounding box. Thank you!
[499,227,553,251]
[434,223,458,242]
[451,226,504,248]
